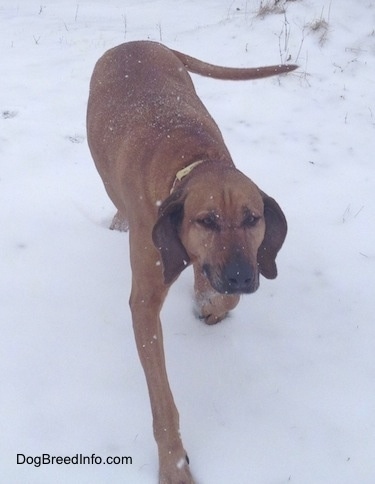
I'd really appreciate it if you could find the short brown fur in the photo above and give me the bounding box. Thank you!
[87,41,292,483]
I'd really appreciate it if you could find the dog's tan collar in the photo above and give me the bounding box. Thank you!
[170,159,205,194]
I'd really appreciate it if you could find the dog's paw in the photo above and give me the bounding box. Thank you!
[195,291,240,325]
[199,311,228,325]
[159,456,195,484]
[110,211,129,232]
[159,449,194,484]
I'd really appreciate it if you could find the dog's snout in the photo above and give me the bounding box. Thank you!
[222,257,258,294]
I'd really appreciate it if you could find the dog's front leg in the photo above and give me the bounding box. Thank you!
[129,237,194,484]
[194,264,240,324]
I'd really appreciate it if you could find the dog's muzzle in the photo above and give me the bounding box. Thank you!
[203,255,259,295]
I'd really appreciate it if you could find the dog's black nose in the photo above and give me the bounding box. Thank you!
[222,257,258,293]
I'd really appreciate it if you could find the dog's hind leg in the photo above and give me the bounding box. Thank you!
[110,210,129,232]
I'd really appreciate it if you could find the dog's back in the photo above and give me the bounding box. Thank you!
[86,41,231,211]
[87,41,208,152]
[87,41,297,170]
[87,40,297,226]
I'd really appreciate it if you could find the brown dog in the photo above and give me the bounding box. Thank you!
[87,41,295,483]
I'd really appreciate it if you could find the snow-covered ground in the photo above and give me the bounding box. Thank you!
[1,1,374,483]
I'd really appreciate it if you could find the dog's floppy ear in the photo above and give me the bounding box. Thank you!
[257,192,287,279]
[152,189,191,285]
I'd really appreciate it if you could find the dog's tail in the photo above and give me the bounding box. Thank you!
[172,50,298,80]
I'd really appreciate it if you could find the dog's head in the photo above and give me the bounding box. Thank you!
[152,167,287,294]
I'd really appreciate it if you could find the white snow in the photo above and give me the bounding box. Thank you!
[1,1,374,483]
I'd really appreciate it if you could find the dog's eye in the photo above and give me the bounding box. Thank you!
[242,214,259,228]
[197,215,220,231]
